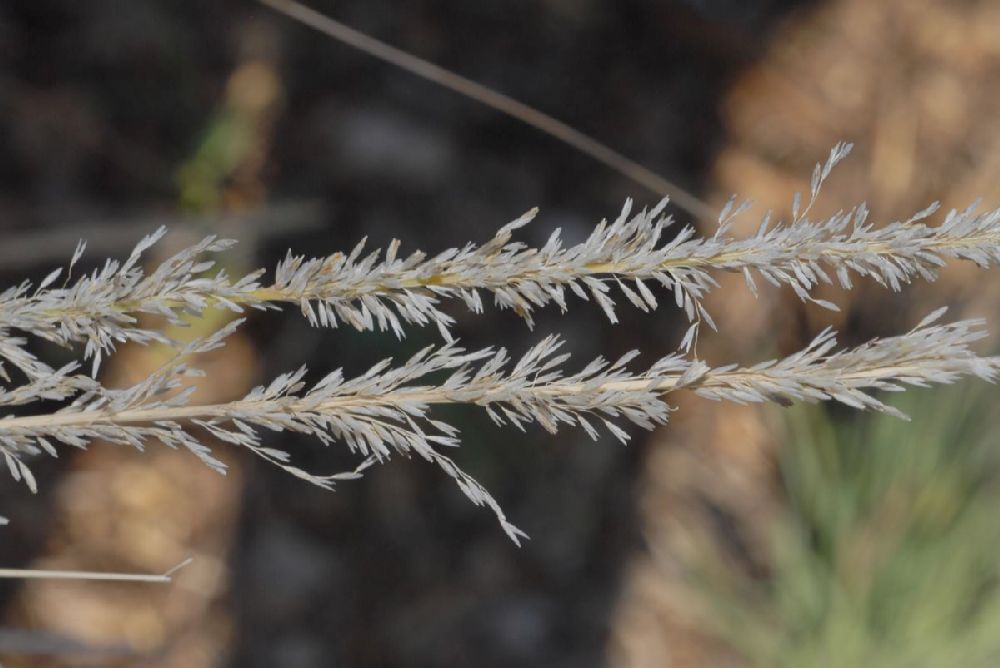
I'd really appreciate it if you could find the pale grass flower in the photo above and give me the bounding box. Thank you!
[3,145,1000,542]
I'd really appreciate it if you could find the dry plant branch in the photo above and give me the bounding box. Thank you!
[0,558,192,583]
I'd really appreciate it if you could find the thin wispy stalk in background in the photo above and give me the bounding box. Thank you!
[256,0,715,221]
[0,558,192,583]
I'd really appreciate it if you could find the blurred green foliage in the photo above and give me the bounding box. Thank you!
[176,109,258,212]
[702,385,1000,667]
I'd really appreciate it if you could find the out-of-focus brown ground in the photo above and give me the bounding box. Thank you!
[7,337,255,668]
[609,0,1000,665]
[4,27,284,666]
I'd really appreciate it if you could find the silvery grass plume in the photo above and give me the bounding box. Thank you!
[3,144,1000,377]
[1,307,996,543]
[0,232,265,378]
[3,144,1000,541]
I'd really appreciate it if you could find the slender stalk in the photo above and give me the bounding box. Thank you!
[3,310,994,435]
[0,558,191,583]
[0,363,959,432]
[257,0,714,220]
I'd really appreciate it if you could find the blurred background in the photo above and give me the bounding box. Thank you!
[1,0,1000,666]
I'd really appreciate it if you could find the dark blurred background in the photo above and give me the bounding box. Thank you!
[4,0,1000,666]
